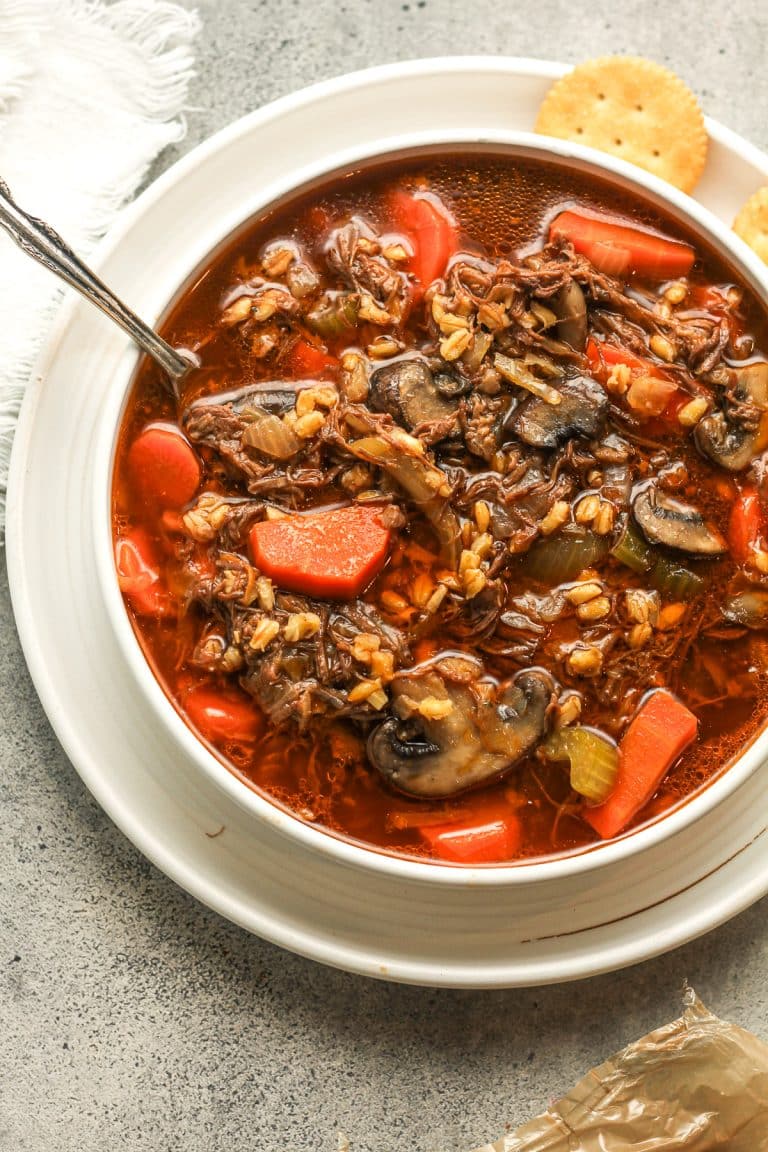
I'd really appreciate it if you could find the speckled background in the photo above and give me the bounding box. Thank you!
[3,3,768,1150]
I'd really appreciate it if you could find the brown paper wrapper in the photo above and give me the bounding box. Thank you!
[473,988,768,1151]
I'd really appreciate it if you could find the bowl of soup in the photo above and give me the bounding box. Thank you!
[96,130,768,877]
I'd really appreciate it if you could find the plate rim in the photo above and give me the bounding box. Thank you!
[8,55,768,986]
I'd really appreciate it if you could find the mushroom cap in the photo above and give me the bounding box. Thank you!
[551,280,588,352]
[367,664,554,797]
[368,357,459,431]
[508,374,607,449]
[632,486,726,556]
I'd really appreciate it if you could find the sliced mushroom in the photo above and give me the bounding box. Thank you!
[507,374,607,448]
[632,486,726,555]
[723,589,768,629]
[434,369,471,399]
[367,665,553,797]
[551,281,587,351]
[695,362,768,471]
[198,381,301,417]
[368,357,459,430]
[346,431,461,567]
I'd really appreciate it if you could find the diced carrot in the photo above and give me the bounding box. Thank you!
[688,283,731,313]
[662,390,694,423]
[249,504,391,600]
[286,339,339,378]
[586,338,648,374]
[412,637,441,664]
[586,337,673,382]
[115,527,174,619]
[184,686,262,744]
[729,486,763,564]
[388,189,458,295]
[421,811,522,863]
[586,337,684,420]
[550,210,695,280]
[127,425,201,510]
[584,690,698,839]
[387,807,475,832]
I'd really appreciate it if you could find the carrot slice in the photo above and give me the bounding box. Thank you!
[127,425,201,510]
[421,812,522,863]
[584,690,698,839]
[586,338,651,375]
[729,486,763,564]
[389,189,458,294]
[550,210,695,280]
[249,504,391,599]
[185,686,262,744]
[286,339,338,378]
[115,527,174,619]
[586,338,683,420]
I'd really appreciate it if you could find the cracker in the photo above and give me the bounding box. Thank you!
[733,186,768,263]
[535,56,707,194]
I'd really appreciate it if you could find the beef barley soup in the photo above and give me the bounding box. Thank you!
[112,149,768,864]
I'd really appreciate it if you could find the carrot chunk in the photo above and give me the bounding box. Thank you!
[115,527,174,619]
[127,425,201,510]
[286,339,338,378]
[421,811,522,863]
[185,686,262,744]
[550,210,695,280]
[584,690,698,839]
[249,504,391,600]
[586,338,683,420]
[389,189,458,294]
[729,486,763,564]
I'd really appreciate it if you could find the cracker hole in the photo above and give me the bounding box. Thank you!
[576,127,584,135]
[614,138,623,146]
[598,92,605,100]
[636,104,644,112]
[652,149,660,157]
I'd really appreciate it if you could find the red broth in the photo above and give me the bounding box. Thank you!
[112,149,768,864]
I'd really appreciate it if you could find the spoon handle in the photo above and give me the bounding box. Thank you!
[0,178,191,386]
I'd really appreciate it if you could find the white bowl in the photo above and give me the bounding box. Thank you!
[11,58,768,985]
[93,128,768,886]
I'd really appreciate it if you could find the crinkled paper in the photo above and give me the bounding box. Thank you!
[473,989,768,1151]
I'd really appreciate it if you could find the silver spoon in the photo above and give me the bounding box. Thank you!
[0,178,193,390]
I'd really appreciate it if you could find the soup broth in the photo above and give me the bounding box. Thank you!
[112,150,768,863]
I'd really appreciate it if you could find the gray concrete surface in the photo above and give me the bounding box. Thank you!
[3,3,768,1149]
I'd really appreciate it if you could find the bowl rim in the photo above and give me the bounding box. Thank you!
[93,118,768,888]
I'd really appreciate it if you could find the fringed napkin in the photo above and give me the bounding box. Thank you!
[0,0,200,528]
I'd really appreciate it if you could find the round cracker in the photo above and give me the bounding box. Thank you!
[535,56,707,194]
[733,186,768,264]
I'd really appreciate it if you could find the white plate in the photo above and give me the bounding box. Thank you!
[8,57,768,988]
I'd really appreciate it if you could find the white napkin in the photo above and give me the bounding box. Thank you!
[0,0,200,530]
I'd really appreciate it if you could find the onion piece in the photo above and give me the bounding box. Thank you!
[347,433,461,568]
[495,353,562,405]
[286,261,320,299]
[462,330,493,372]
[543,726,619,803]
[241,407,301,460]
[523,351,560,378]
